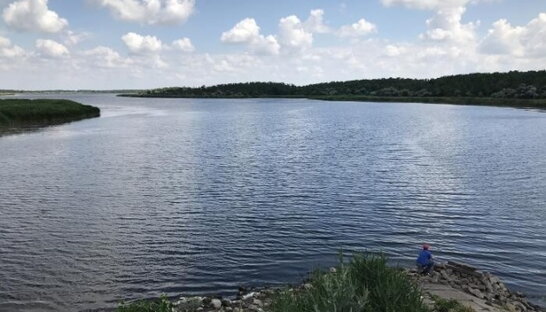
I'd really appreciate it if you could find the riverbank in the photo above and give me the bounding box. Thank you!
[0,99,100,130]
[309,95,546,109]
[117,255,544,312]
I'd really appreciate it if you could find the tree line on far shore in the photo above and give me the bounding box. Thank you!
[135,70,546,99]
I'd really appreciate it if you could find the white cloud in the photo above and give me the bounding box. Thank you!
[381,0,477,44]
[2,0,68,33]
[35,39,69,58]
[172,37,194,52]
[92,0,195,25]
[82,46,131,68]
[221,18,261,43]
[221,18,280,55]
[278,15,313,51]
[304,9,330,34]
[3,4,546,90]
[0,35,25,59]
[122,32,162,54]
[521,13,546,57]
[380,0,471,10]
[63,30,90,46]
[338,18,377,37]
[480,13,546,58]
[420,6,476,43]
[384,44,405,57]
[220,10,334,55]
[251,35,280,55]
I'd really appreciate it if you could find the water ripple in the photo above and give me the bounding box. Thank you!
[0,95,545,311]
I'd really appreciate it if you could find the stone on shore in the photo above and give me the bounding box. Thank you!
[408,261,544,312]
[169,261,544,312]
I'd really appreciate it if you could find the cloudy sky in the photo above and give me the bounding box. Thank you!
[0,0,545,90]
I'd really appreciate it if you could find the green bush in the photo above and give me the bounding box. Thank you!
[117,295,172,312]
[270,253,429,312]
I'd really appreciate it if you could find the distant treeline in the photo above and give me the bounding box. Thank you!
[0,99,100,127]
[128,70,546,103]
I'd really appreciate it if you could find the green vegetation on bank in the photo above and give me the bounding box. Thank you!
[125,70,546,108]
[0,99,100,127]
[432,297,474,312]
[117,295,172,312]
[118,253,466,312]
[270,253,428,312]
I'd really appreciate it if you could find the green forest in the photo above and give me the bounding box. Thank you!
[128,70,546,107]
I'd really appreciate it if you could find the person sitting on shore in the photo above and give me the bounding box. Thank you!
[416,244,434,275]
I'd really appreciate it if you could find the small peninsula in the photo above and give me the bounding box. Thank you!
[0,99,100,129]
[123,70,546,109]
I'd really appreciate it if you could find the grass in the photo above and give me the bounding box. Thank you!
[115,253,477,312]
[269,253,429,312]
[117,295,172,312]
[0,98,100,127]
[432,297,475,312]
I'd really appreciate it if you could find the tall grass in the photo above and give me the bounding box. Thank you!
[0,99,100,126]
[270,253,429,312]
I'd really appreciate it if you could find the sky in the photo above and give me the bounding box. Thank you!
[0,0,545,90]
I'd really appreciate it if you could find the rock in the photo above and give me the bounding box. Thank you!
[514,301,526,311]
[448,261,477,272]
[253,299,263,307]
[211,298,222,309]
[303,283,313,290]
[174,297,203,311]
[484,280,493,293]
[505,303,518,312]
[242,292,256,300]
[435,262,447,270]
[467,287,484,299]
[440,270,451,282]
[221,299,232,307]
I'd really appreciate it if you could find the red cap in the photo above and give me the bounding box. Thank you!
[423,244,430,250]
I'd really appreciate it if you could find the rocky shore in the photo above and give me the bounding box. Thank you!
[165,262,544,312]
[409,261,544,312]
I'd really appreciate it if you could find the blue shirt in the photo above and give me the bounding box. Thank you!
[416,250,432,266]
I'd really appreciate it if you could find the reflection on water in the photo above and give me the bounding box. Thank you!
[0,94,545,311]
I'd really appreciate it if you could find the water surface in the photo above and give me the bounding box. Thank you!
[0,94,545,311]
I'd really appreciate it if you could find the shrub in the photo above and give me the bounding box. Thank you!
[270,253,429,312]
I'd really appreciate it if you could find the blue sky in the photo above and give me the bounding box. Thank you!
[0,0,545,89]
